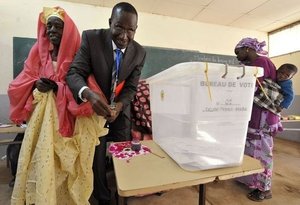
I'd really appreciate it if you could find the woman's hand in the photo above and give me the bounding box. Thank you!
[35,78,58,93]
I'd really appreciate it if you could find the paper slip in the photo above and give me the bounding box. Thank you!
[0,123,13,128]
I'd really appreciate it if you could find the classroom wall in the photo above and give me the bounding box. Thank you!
[0,0,267,95]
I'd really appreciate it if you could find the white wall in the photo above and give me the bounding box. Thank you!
[0,0,267,94]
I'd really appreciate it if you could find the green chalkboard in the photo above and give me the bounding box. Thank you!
[13,37,238,79]
[13,37,36,78]
[142,46,239,78]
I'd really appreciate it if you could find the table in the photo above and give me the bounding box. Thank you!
[0,124,25,145]
[112,140,264,205]
[281,119,300,131]
[0,124,25,168]
[0,124,25,134]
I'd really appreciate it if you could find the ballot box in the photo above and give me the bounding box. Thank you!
[147,62,263,171]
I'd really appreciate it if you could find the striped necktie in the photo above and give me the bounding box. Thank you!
[110,48,122,106]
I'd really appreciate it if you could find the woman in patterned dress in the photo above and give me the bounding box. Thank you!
[234,37,282,202]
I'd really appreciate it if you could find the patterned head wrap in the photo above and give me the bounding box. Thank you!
[41,7,65,24]
[235,37,268,55]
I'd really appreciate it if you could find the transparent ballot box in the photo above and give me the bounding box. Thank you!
[147,62,263,171]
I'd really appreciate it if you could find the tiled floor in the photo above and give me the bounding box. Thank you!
[1,138,299,205]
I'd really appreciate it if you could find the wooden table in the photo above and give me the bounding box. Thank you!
[0,124,25,168]
[0,124,25,134]
[0,124,25,145]
[112,140,263,205]
[281,119,300,131]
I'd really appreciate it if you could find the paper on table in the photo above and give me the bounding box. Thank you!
[0,123,13,128]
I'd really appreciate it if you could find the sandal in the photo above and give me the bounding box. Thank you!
[247,189,272,202]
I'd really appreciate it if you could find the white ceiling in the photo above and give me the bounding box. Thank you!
[60,0,300,32]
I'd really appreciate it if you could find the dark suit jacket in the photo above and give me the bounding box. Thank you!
[66,29,146,130]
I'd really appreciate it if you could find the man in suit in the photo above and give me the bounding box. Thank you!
[66,2,146,204]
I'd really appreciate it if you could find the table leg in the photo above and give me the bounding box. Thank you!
[199,184,206,205]
[6,147,9,168]
[116,192,127,205]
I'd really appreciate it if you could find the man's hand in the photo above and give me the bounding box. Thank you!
[83,88,111,117]
[106,102,123,123]
[35,78,58,93]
